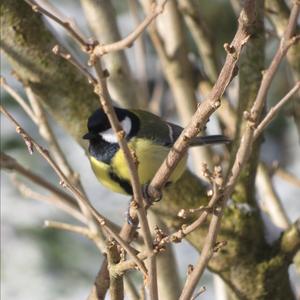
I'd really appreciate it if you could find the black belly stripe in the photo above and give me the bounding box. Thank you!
[108,170,133,195]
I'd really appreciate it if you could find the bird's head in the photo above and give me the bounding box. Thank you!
[83,107,139,143]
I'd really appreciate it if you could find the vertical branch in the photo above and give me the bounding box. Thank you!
[179,0,219,82]
[128,0,149,107]
[179,167,225,300]
[227,0,265,208]
[92,57,158,299]
[148,210,181,300]
[80,0,138,108]
[178,0,238,147]
[257,164,290,229]
[140,0,213,174]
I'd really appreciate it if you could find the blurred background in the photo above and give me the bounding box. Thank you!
[1,0,300,299]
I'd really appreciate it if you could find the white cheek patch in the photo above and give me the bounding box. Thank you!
[100,116,132,143]
[166,123,174,143]
[100,127,118,143]
[121,116,132,136]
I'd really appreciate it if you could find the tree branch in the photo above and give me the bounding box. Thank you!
[254,81,300,139]
[147,0,256,199]
[24,0,88,49]
[93,1,167,57]
[0,152,87,223]
[178,2,300,299]
[1,105,148,277]
[0,76,37,122]
[80,0,138,107]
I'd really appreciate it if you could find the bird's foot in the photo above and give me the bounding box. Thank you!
[142,184,162,207]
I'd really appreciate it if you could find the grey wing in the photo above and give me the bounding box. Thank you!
[166,121,230,146]
[132,110,178,147]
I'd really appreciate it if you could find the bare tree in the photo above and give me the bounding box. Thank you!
[1,1,299,300]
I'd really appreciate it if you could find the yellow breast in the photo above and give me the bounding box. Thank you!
[89,138,187,195]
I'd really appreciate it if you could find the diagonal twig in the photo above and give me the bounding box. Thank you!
[24,0,88,49]
[1,105,148,276]
[147,0,256,200]
[179,3,300,299]
[254,81,300,139]
[0,76,37,123]
[93,1,167,57]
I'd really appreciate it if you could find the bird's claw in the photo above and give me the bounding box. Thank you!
[142,184,162,206]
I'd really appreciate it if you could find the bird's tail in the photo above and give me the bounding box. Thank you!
[189,135,230,147]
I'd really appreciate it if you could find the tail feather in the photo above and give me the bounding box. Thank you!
[190,135,230,147]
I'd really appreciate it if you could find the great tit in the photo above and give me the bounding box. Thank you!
[83,107,229,195]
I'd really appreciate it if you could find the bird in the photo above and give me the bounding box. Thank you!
[83,107,229,196]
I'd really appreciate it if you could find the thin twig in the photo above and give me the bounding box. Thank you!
[226,5,300,194]
[179,3,300,299]
[24,1,165,297]
[1,152,86,223]
[254,81,300,139]
[24,83,81,183]
[274,166,300,188]
[24,0,88,49]
[44,220,105,253]
[112,167,224,274]
[52,45,97,85]
[1,105,147,276]
[92,57,157,298]
[44,220,95,239]
[93,1,167,57]
[191,286,206,300]
[179,0,218,82]
[0,76,37,123]
[2,74,86,190]
[4,72,100,238]
[179,200,224,300]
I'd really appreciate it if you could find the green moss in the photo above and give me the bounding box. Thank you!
[1,0,99,141]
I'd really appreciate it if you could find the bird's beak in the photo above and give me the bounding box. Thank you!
[82,132,96,140]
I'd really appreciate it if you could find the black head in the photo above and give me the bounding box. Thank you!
[82,107,139,142]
